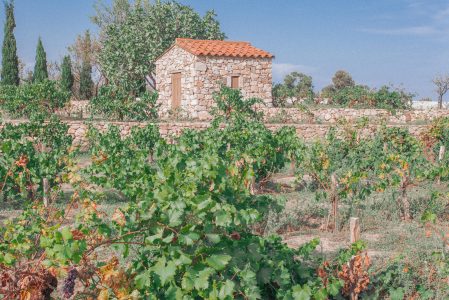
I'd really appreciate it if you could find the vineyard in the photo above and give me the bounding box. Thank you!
[0,88,449,299]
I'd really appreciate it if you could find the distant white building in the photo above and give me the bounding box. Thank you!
[412,101,449,110]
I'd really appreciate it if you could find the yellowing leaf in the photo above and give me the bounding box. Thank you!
[98,289,109,300]
[19,291,31,300]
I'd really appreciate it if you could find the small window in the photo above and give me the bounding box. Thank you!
[231,76,239,89]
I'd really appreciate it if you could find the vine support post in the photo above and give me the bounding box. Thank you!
[43,178,49,208]
[439,145,446,161]
[290,159,295,176]
[39,143,50,207]
[349,217,360,243]
[331,173,338,232]
[437,145,446,184]
[399,175,411,221]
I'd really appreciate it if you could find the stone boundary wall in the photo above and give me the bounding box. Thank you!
[2,120,433,151]
[261,108,449,124]
[57,100,449,124]
[55,100,90,118]
[63,122,434,149]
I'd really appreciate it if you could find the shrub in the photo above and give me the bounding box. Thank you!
[0,117,73,205]
[89,84,159,121]
[331,85,372,107]
[373,85,413,110]
[272,72,314,107]
[0,80,70,118]
[328,85,413,109]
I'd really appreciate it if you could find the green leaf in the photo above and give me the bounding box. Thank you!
[206,233,221,244]
[194,267,215,290]
[215,211,230,226]
[3,253,15,265]
[206,254,232,271]
[219,280,235,299]
[168,209,183,227]
[291,285,311,300]
[153,258,176,286]
[181,272,195,291]
[313,288,328,300]
[165,284,183,299]
[389,288,405,300]
[135,271,151,290]
[327,280,342,296]
[61,227,73,241]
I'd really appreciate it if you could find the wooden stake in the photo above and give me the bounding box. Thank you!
[436,145,446,184]
[349,217,360,243]
[43,178,49,208]
[290,160,295,175]
[331,173,338,232]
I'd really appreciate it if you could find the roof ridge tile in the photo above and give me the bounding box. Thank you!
[173,38,273,59]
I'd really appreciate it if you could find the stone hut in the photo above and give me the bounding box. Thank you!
[155,38,274,119]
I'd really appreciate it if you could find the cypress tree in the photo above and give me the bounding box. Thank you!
[79,60,93,99]
[1,2,20,85]
[60,55,74,93]
[79,30,94,99]
[32,37,48,83]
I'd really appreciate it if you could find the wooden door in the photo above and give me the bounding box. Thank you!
[231,76,239,89]
[172,72,181,109]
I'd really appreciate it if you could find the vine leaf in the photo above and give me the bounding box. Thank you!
[206,254,232,271]
[153,258,176,285]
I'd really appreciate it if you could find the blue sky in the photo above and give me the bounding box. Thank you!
[1,0,449,99]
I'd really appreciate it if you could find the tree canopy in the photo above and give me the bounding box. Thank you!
[321,70,355,97]
[332,70,355,90]
[97,0,226,94]
[272,72,314,106]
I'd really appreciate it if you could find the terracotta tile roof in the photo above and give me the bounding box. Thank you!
[174,38,274,59]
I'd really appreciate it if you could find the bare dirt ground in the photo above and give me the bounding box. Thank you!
[268,173,449,263]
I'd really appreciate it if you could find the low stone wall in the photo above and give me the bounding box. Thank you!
[65,121,212,149]
[261,107,449,124]
[57,100,449,124]
[51,121,433,150]
[55,100,90,118]
[0,119,434,151]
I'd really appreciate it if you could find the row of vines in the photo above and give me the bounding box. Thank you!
[0,87,448,299]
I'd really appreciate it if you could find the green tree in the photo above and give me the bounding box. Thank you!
[32,38,48,83]
[332,70,355,90]
[79,59,93,99]
[1,2,20,86]
[60,55,74,93]
[91,0,132,30]
[284,72,314,101]
[272,72,313,106]
[97,0,226,94]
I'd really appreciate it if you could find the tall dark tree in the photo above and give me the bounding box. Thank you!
[32,37,48,83]
[79,59,93,99]
[1,2,20,85]
[60,55,74,93]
